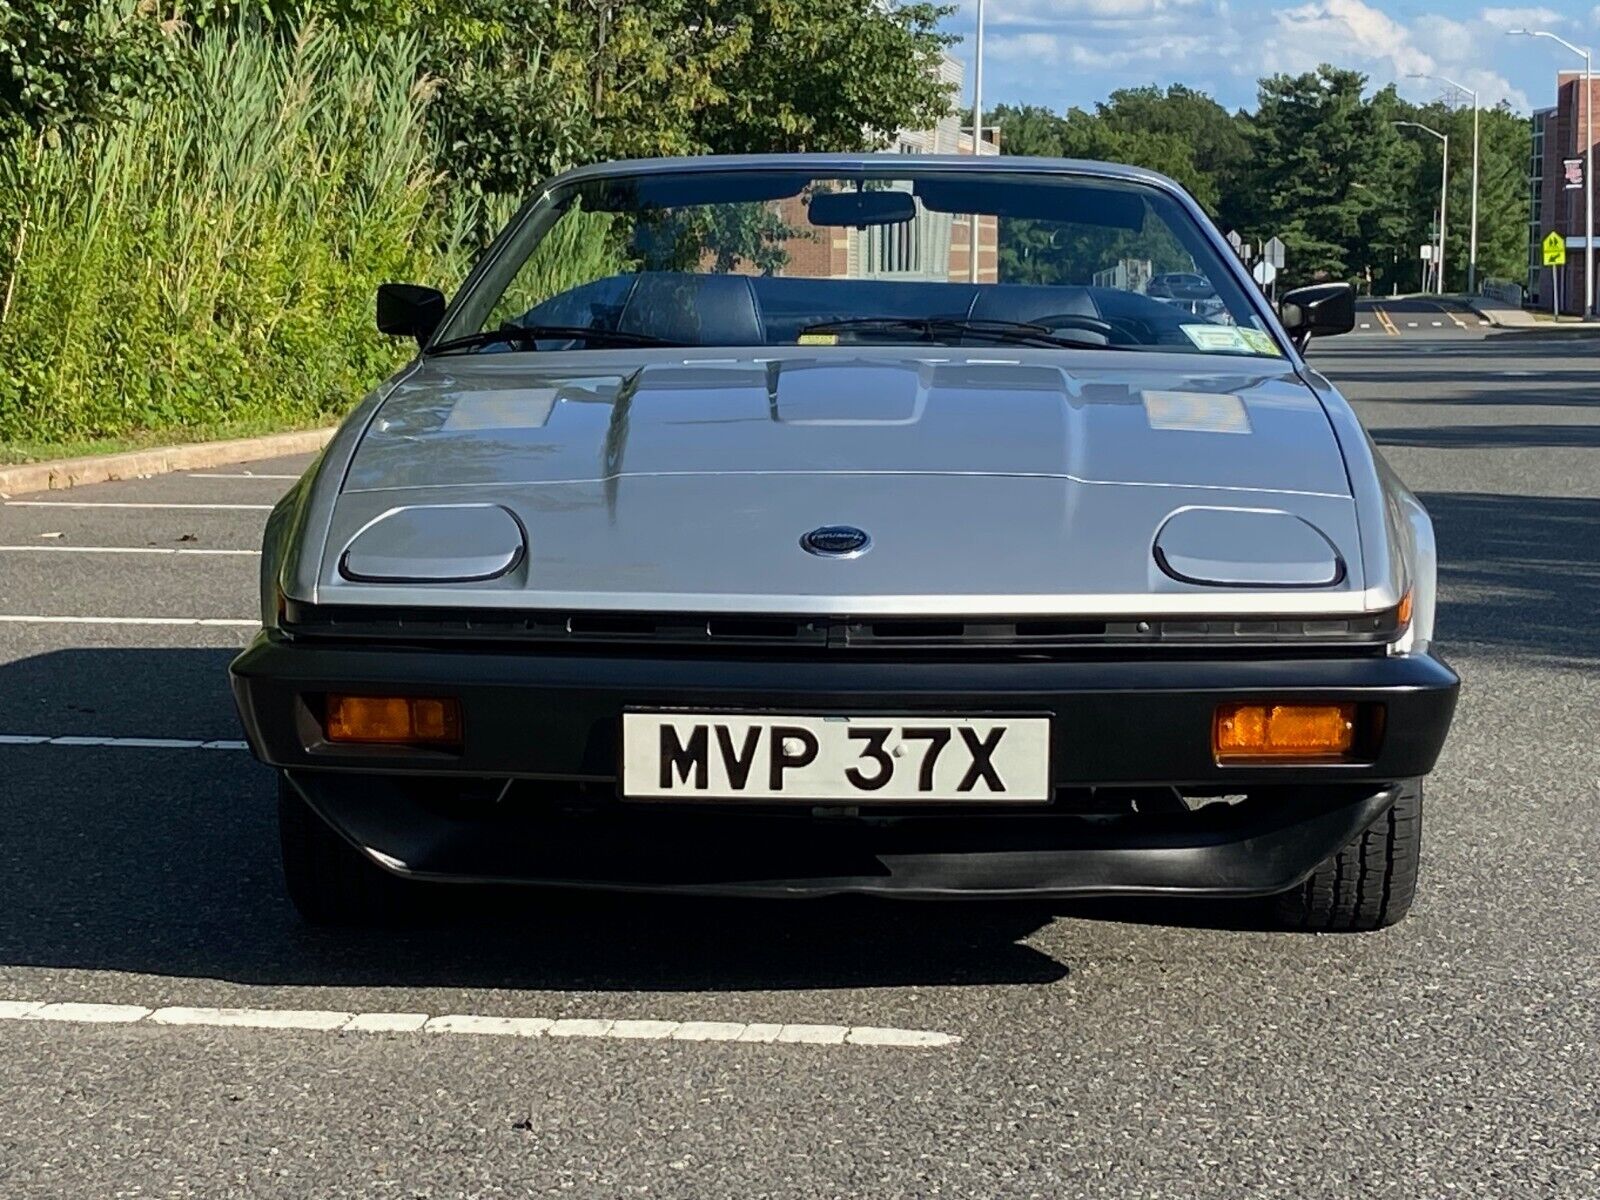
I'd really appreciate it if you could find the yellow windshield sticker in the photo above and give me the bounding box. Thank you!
[1237,328,1283,357]
[1143,391,1252,435]
[797,333,838,346]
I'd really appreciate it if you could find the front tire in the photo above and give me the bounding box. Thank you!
[277,775,412,925]
[1270,780,1423,931]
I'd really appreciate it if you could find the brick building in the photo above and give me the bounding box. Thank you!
[766,53,999,285]
[1530,71,1599,312]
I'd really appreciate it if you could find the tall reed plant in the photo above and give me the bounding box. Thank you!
[0,20,472,446]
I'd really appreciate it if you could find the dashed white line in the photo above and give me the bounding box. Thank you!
[0,615,257,628]
[0,734,248,750]
[24,1002,151,1024]
[0,545,258,556]
[0,997,958,1050]
[1430,321,1443,327]
[151,1007,353,1031]
[3,500,273,511]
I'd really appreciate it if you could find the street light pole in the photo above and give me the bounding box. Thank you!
[1395,121,1449,293]
[967,0,985,283]
[1511,29,1595,317]
[1413,74,1479,293]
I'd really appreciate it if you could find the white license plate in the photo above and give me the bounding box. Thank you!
[621,713,1051,802]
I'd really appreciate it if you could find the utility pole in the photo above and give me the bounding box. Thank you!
[1395,122,1449,293]
[1413,74,1479,293]
[1512,29,1595,316]
[968,0,985,283]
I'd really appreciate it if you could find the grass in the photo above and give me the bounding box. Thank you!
[0,20,471,451]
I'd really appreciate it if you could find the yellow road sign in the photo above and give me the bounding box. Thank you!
[1543,231,1567,267]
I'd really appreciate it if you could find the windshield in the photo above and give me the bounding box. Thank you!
[436,166,1282,358]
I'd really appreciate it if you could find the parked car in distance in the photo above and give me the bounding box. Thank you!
[1147,271,1217,302]
[230,153,1457,931]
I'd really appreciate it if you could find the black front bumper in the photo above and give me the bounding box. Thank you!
[232,632,1458,898]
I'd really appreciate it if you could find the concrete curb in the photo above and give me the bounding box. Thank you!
[0,428,334,497]
[1464,297,1538,328]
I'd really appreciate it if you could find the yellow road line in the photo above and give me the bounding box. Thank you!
[1372,306,1400,336]
[1445,309,1470,329]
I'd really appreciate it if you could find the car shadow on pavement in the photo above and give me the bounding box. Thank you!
[0,649,1068,991]
[1377,424,1600,449]
[1420,491,1600,662]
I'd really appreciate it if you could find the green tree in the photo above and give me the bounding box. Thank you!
[0,0,166,136]
[426,0,953,210]
[1094,85,1252,218]
[1246,65,1399,285]
[994,90,1250,218]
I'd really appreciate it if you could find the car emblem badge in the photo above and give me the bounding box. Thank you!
[801,525,871,558]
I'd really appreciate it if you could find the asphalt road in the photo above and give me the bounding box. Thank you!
[2,330,1598,1198]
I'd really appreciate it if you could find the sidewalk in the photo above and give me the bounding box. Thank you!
[1465,295,1600,331]
[0,427,333,497]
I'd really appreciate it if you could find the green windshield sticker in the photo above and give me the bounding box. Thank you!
[1237,328,1283,357]
[1179,324,1251,352]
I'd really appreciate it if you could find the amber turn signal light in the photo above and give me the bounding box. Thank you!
[1213,702,1357,762]
[1396,588,1414,629]
[325,694,462,747]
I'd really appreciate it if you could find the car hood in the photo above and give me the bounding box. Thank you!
[313,350,1370,615]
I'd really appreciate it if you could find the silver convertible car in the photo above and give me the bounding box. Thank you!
[231,154,1458,929]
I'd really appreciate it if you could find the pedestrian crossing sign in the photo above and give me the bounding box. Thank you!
[1543,231,1566,267]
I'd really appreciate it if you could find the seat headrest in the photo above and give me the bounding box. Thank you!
[617,273,764,347]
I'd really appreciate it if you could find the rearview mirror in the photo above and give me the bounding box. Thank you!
[807,189,917,229]
[376,283,446,346]
[1278,283,1355,350]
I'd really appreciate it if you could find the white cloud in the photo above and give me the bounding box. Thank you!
[968,0,1537,112]
[988,0,1202,21]
[1260,0,1530,108]
[1478,7,1566,29]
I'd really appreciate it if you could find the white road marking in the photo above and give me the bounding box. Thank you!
[847,1026,958,1048]
[3,500,273,511]
[0,733,248,750]
[1359,322,1372,328]
[1406,321,1418,327]
[346,1012,430,1033]
[24,1002,151,1024]
[428,1015,554,1038]
[0,615,257,628]
[1430,321,1443,327]
[0,996,958,1049]
[0,545,258,556]
[672,1021,749,1041]
[151,1006,354,1031]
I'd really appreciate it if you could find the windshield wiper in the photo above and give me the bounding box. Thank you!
[428,323,681,355]
[799,316,1125,350]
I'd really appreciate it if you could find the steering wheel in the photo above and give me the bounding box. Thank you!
[1031,313,1118,340]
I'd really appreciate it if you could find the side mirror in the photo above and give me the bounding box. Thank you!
[376,283,446,347]
[1278,283,1355,351]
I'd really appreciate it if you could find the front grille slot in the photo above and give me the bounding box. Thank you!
[866,620,966,640]
[284,601,1400,657]
[707,617,805,640]
[567,615,659,637]
[1015,619,1109,638]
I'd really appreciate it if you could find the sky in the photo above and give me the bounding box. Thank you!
[939,0,1599,115]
